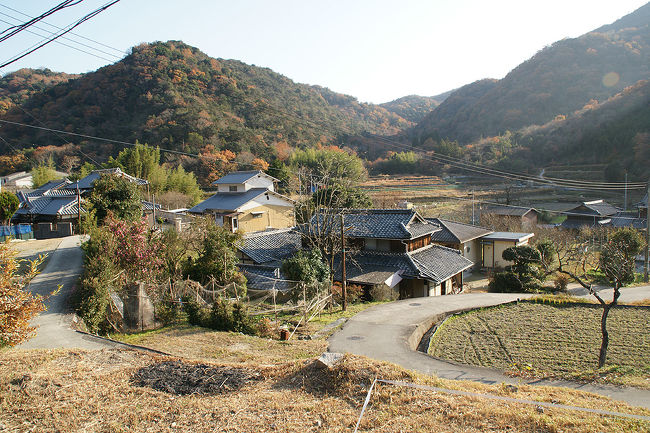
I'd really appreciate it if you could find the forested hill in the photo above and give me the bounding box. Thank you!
[505,79,650,180]
[0,41,411,162]
[380,94,446,123]
[413,2,650,144]
[0,68,77,115]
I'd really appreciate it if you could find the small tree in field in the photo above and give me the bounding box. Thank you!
[537,227,644,368]
[0,242,45,347]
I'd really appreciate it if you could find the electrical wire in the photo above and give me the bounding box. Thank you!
[0,3,124,56]
[0,0,120,69]
[0,17,117,62]
[0,0,83,42]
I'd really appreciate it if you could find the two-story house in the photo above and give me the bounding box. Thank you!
[188,170,294,233]
[302,209,474,299]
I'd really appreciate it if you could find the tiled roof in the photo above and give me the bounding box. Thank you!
[141,200,162,211]
[635,194,647,209]
[482,205,536,217]
[212,170,277,185]
[15,195,83,217]
[409,244,474,282]
[305,209,440,240]
[334,244,472,283]
[240,229,301,264]
[238,264,294,292]
[610,215,646,229]
[428,218,493,243]
[567,200,619,217]
[27,179,71,196]
[188,188,277,213]
[64,168,147,190]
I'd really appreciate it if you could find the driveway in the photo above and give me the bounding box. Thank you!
[16,235,117,350]
[328,292,650,409]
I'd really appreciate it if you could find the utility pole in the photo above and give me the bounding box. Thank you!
[471,190,475,225]
[643,179,650,283]
[340,213,347,311]
[623,170,627,212]
[77,185,81,234]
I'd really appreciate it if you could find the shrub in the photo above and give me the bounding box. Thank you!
[182,296,256,335]
[553,273,570,291]
[181,296,209,327]
[0,242,46,347]
[332,282,363,304]
[488,272,523,293]
[369,284,399,301]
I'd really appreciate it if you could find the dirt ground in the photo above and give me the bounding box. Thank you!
[1,348,649,432]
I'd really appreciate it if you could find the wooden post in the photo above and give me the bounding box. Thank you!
[302,282,307,329]
[340,213,347,311]
[643,180,650,283]
[76,186,81,234]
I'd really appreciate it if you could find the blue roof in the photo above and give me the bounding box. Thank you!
[188,188,271,213]
[212,170,277,185]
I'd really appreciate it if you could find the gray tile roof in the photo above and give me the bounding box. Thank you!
[15,195,83,217]
[188,188,274,214]
[635,194,647,209]
[64,168,148,190]
[428,218,493,244]
[305,209,440,240]
[240,229,301,264]
[409,244,474,282]
[335,244,472,283]
[212,170,277,185]
[568,200,619,217]
[610,215,646,229]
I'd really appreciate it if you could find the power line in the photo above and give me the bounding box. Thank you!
[0,0,83,42]
[0,0,120,69]
[0,3,124,56]
[0,16,117,63]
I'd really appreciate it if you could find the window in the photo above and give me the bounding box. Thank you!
[251,211,264,219]
[232,217,239,231]
[229,185,238,192]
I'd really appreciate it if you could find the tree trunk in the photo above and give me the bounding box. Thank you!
[598,303,612,368]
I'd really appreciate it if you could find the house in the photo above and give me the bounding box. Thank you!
[12,168,150,238]
[1,171,33,189]
[480,232,535,269]
[302,209,474,299]
[480,205,539,230]
[427,218,493,270]
[188,171,294,233]
[236,228,302,294]
[560,200,619,229]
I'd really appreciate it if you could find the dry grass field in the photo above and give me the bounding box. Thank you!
[2,348,649,432]
[429,302,650,388]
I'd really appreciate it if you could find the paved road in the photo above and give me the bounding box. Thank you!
[568,285,650,303]
[328,293,650,409]
[16,235,116,350]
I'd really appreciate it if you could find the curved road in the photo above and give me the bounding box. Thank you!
[328,292,650,409]
[17,235,116,350]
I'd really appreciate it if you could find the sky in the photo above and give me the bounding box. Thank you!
[0,0,647,104]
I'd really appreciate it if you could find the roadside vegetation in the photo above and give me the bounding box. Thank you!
[428,301,650,389]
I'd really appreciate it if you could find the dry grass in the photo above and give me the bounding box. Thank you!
[111,325,328,364]
[1,348,649,432]
[429,302,650,388]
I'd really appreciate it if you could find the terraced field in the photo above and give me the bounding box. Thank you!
[428,302,650,387]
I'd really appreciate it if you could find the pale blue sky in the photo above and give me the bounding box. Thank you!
[0,0,647,103]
